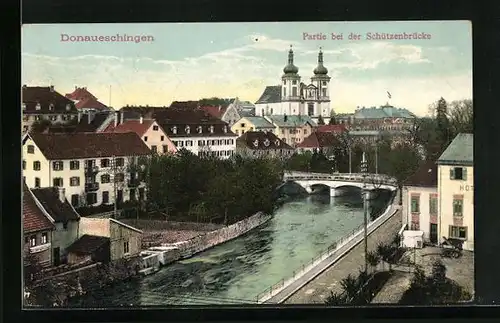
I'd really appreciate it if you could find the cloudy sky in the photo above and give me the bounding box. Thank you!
[22,21,472,116]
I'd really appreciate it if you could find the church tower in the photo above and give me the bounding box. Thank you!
[310,48,331,118]
[280,45,301,116]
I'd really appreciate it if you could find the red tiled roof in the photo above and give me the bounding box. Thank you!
[75,98,110,111]
[26,132,152,160]
[316,124,347,133]
[297,132,341,148]
[403,160,438,187]
[104,119,155,137]
[237,131,294,150]
[23,183,55,234]
[22,86,77,115]
[65,87,97,101]
[198,106,226,119]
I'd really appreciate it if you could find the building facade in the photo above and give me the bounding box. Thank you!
[236,131,294,159]
[22,132,151,208]
[402,160,439,244]
[23,183,55,268]
[264,115,317,147]
[231,116,276,136]
[104,114,177,155]
[22,85,79,133]
[437,133,474,251]
[296,131,341,155]
[255,47,331,122]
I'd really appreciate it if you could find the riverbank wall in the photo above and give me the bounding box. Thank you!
[139,212,272,273]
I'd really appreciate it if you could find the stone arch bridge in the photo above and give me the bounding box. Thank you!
[282,171,398,198]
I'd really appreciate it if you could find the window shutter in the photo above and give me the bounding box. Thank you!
[462,167,467,180]
[449,168,455,180]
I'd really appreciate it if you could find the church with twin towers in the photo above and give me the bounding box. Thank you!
[255,46,331,122]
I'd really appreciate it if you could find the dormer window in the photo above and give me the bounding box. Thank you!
[197,126,202,134]
[209,125,214,134]
[275,139,281,146]
[172,126,177,134]
[66,104,71,111]
[22,103,26,110]
[185,126,191,134]
[253,139,259,148]
[264,139,270,147]
[35,103,41,111]
[223,126,227,133]
[49,103,54,111]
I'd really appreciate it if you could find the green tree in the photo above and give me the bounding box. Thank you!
[317,115,325,125]
[328,116,337,125]
[435,97,452,149]
[340,273,359,302]
[325,291,347,305]
[448,99,473,136]
[366,251,380,273]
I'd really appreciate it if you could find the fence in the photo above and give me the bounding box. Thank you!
[284,172,398,186]
[254,201,397,303]
[254,221,367,303]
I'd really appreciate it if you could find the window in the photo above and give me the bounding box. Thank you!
[240,123,246,128]
[292,80,297,85]
[429,195,438,215]
[23,126,29,132]
[115,158,124,167]
[162,145,168,153]
[71,194,79,207]
[101,174,111,183]
[102,191,109,204]
[30,235,36,247]
[453,197,464,216]
[322,81,327,86]
[139,187,145,201]
[322,88,327,97]
[153,125,159,131]
[283,88,287,97]
[35,103,41,111]
[66,104,71,111]
[450,167,467,180]
[160,136,164,141]
[100,159,110,168]
[130,188,136,201]
[35,177,40,188]
[449,226,467,239]
[410,195,420,213]
[53,178,63,187]
[70,160,80,170]
[151,145,158,153]
[70,176,80,186]
[115,173,124,182]
[86,193,97,205]
[53,161,64,171]
[22,103,26,110]
[22,160,26,170]
[63,222,68,229]
[27,145,35,154]
[144,136,148,142]
[292,87,297,97]
[123,241,130,254]
[283,80,286,85]
[41,233,48,244]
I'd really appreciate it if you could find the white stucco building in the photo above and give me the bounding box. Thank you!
[104,113,177,155]
[402,160,439,244]
[22,132,152,208]
[437,133,474,251]
[255,46,331,123]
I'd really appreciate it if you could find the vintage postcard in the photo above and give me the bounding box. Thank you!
[21,21,473,307]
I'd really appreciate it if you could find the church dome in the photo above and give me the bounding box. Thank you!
[283,46,299,75]
[313,48,328,75]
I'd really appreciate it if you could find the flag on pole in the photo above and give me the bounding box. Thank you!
[387,91,392,99]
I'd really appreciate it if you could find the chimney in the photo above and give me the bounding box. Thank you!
[114,111,119,127]
[140,115,144,124]
[49,85,55,92]
[120,111,124,125]
[75,85,77,90]
[77,111,82,123]
[57,187,66,203]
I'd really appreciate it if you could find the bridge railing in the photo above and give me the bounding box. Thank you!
[283,172,398,186]
[254,220,367,303]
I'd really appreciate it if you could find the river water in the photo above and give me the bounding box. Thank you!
[70,192,391,307]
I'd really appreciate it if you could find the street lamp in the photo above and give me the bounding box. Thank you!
[361,151,369,273]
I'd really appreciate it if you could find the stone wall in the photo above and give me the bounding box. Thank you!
[121,219,223,232]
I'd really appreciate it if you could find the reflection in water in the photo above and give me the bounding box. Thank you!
[70,192,391,306]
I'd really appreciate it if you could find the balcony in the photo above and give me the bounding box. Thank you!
[85,165,99,175]
[128,177,140,188]
[85,182,99,192]
[30,242,51,253]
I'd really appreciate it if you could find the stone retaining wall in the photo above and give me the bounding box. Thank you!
[121,219,223,232]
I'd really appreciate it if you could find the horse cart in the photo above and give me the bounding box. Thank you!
[440,237,463,258]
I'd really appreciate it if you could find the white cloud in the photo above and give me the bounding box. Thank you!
[22,35,470,116]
